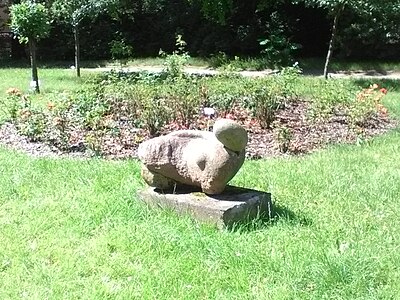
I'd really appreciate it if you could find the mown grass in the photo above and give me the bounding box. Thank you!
[1,131,400,299]
[0,68,85,94]
[0,68,89,122]
[1,67,400,299]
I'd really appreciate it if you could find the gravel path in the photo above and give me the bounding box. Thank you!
[84,66,279,78]
[83,66,400,80]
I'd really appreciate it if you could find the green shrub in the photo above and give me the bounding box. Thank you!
[2,88,25,121]
[275,125,293,153]
[246,83,285,129]
[209,51,230,69]
[307,79,355,121]
[84,130,104,156]
[164,77,202,128]
[160,34,190,80]
[72,86,109,130]
[109,34,133,67]
[258,12,299,68]
[278,64,302,99]
[201,76,249,111]
[133,84,170,136]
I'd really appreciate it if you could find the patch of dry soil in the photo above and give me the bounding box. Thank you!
[0,100,397,160]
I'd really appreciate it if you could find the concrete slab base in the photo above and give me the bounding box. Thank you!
[137,186,272,228]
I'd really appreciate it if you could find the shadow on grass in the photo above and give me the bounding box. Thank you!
[271,204,312,225]
[228,203,312,233]
[145,185,312,233]
[0,59,30,68]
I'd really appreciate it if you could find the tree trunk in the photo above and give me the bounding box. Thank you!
[29,39,40,93]
[74,26,81,77]
[324,5,344,80]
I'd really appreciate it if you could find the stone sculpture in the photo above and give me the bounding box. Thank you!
[138,119,248,194]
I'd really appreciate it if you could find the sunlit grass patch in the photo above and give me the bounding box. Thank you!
[0,67,399,298]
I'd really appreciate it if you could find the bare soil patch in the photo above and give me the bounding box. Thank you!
[0,99,396,159]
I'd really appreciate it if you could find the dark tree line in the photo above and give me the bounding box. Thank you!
[8,0,400,63]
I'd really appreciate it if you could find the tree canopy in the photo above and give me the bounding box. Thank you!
[50,0,114,26]
[294,0,400,77]
[6,0,400,65]
[10,0,51,44]
[50,0,116,76]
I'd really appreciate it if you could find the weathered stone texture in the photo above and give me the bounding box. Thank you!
[137,186,272,228]
[138,119,248,194]
[213,118,248,152]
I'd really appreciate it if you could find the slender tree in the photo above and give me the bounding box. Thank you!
[295,0,399,79]
[50,0,115,77]
[10,0,51,93]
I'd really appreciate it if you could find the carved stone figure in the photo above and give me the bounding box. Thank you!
[138,119,248,194]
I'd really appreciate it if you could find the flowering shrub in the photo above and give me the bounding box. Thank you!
[2,88,49,141]
[16,108,47,141]
[6,88,22,97]
[308,80,389,130]
[1,88,24,120]
[1,73,392,157]
[348,83,388,126]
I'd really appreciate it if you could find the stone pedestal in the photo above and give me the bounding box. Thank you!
[137,186,272,228]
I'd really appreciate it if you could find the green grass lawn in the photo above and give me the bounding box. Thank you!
[0,68,89,122]
[1,67,400,299]
[0,68,85,94]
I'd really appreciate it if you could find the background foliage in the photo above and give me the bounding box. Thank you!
[5,0,400,63]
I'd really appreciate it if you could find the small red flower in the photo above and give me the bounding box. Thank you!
[6,87,22,97]
[47,102,55,110]
[376,104,388,115]
[380,88,388,95]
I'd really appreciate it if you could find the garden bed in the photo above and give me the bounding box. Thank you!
[0,100,395,160]
[0,70,396,159]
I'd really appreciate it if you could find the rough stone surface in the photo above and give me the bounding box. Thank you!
[137,186,272,227]
[138,120,248,194]
[213,119,248,152]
